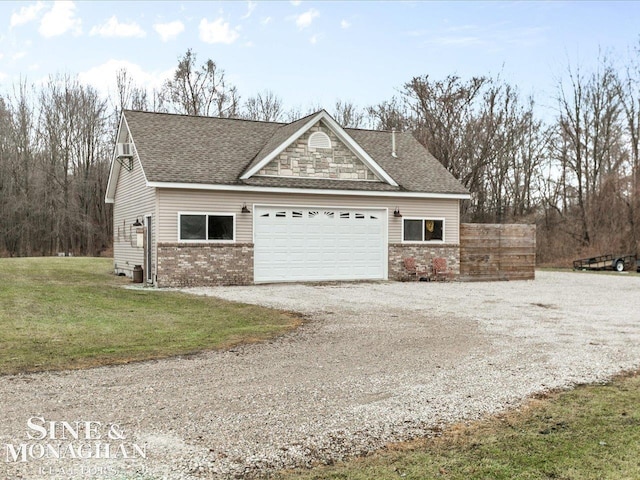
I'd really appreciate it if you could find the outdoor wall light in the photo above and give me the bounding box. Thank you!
[132,218,143,227]
[393,207,402,218]
[241,203,251,213]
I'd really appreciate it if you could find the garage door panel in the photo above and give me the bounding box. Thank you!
[254,206,386,283]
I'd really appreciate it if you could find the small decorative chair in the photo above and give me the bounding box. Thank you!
[432,257,454,282]
[403,257,431,281]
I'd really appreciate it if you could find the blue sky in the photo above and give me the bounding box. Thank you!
[1,1,639,114]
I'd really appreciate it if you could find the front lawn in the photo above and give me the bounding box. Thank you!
[0,257,299,375]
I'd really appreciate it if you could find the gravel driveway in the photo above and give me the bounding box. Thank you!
[2,271,640,479]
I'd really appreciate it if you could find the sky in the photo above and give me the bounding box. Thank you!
[1,1,639,116]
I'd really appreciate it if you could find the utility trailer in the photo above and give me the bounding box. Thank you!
[573,254,640,272]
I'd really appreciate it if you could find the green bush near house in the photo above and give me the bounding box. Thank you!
[0,257,299,375]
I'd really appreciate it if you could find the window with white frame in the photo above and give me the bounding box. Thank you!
[403,218,444,242]
[179,214,234,241]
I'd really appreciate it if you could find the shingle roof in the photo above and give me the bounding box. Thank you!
[123,110,468,195]
[243,111,320,175]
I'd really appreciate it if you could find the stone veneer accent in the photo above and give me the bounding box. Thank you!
[157,243,253,287]
[157,242,459,286]
[388,243,460,281]
[258,121,378,181]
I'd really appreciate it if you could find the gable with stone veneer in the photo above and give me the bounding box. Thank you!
[257,120,380,181]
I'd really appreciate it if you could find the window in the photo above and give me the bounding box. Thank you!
[179,214,234,241]
[403,218,444,242]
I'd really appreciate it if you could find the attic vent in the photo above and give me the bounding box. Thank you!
[308,132,331,149]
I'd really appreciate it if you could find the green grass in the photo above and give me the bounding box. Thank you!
[278,372,640,480]
[0,257,299,375]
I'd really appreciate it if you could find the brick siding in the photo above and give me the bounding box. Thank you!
[157,242,460,286]
[388,243,460,281]
[156,243,253,287]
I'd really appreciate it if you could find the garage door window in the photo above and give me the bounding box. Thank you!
[403,218,444,242]
[179,213,234,241]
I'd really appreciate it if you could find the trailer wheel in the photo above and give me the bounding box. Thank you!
[615,259,625,272]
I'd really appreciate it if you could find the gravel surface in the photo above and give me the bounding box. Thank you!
[2,271,640,479]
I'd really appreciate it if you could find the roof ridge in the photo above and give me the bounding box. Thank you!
[123,109,287,126]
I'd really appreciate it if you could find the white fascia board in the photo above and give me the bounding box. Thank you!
[146,181,471,200]
[105,113,128,203]
[240,110,399,187]
[240,111,324,180]
[319,112,399,187]
[105,113,151,203]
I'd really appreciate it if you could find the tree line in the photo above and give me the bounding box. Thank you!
[1,48,639,265]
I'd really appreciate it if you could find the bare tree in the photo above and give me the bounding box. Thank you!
[366,96,409,131]
[617,44,640,255]
[554,58,623,246]
[243,90,284,122]
[160,49,240,118]
[116,68,149,113]
[332,100,365,128]
[39,74,112,255]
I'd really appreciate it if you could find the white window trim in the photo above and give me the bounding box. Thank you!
[177,212,236,243]
[401,217,446,244]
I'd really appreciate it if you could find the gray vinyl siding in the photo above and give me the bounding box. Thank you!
[157,189,460,245]
[112,140,156,278]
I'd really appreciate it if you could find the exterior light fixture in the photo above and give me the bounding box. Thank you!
[132,218,143,227]
[393,207,402,218]
[241,203,251,214]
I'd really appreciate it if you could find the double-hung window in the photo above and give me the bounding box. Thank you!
[403,218,444,242]
[179,213,235,241]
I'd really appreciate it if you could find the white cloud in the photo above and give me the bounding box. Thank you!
[12,51,27,60]
[290,0,301,5]
[0,72,7,81]
[295,9,318,29]
[78,59,171,97]
[310,33,321,45]
[261,16,272,25]
[241,1,257,19]
[340,19,350,29]
[199,18,239,44]
[90,16,145,38]
[10,1,45,28]
[39,1,81,38]
[153,20,184,42]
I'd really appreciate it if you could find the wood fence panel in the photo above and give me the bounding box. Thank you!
[460,223,536,281]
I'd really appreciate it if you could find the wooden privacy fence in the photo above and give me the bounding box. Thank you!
[460,223,536,281]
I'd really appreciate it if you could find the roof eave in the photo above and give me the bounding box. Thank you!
[146,180,470,200]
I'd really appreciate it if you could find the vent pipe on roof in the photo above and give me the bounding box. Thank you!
[391,128,397,158]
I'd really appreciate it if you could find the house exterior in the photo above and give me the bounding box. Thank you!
[105,109,470,286]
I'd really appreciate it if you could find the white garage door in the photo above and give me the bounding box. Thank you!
[254,206,387,283]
